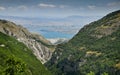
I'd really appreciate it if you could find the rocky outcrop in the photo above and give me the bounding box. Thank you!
[48,38,69,45]
[0,19,52,64]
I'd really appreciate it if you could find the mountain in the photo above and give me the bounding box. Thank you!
[46,10,120,75]
[0,19,54,64]
[0,32,52,75]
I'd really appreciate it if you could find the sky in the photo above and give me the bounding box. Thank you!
[0,0,120,39]
[0,0,120,18]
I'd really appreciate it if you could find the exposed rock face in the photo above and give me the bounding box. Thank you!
[0,19,52,64]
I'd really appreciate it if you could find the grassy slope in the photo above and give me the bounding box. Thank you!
[0,32,52,75]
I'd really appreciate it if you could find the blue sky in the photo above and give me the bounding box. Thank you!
[0,0,120,17]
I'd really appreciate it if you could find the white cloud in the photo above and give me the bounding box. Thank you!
[38,3,68,9]
[0,6,6,11]
[107,2,120,6]
[88,5,96,9]
[17,5,27,10]
[38,3,56,8]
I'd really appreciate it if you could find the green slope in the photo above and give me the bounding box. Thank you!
[46,10,120,75]
[0,32,52,75]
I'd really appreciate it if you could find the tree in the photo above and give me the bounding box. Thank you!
[86,71,95,75]
[102,72,109,75]
[3,56,26,75]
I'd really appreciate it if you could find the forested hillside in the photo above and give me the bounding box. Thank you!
[46,10,120,75]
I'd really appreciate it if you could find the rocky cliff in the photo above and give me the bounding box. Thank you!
[0,20,53,64]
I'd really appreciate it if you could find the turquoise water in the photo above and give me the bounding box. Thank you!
[24,25,75,39]
[40,31,74,39]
